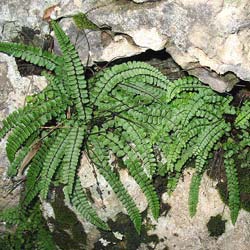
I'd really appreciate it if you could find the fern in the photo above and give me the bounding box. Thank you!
[189,172,203,217]
[0,42,60,70]
[70,178,109,230]
[223,140,240,224]
[0,203,56,250]
[62,125,85,200]
[0,19,249,239]
[88,134,142,233]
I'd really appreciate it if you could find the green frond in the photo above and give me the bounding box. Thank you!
[188,172,203,217]
[128,105,168,128]
[165,76,204,102]
[102,132,160,219]
[115,116,157,176]
[235,101,250,129]
[193,120,230,159]
[37,227,57,250]
[51,20,90,121]
[40,127,72,199]
[0,206,21,225]
[0,107,28,140]
[166,119,208,172]
[0,42,60,70]
[223,142,240,224]
[62,126,85,200]
[5,97,67,162]
[22,138,53,207]
[70,178,109,231]
[7,132,39,177]
[92,61,169,105]
[88,136,142,233]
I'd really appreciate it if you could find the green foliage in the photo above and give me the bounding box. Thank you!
[0,202,56,250]
[0,20,250,242]
[73,12,99,30]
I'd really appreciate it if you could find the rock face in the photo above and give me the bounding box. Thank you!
[1,1,250,250]
[1,0,250,92]
[0,53,47,210]
[148,169,250,250]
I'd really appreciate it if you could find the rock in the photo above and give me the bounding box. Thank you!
[131,0,153,3]
[1,0,250,92]
[78,153,148,221]
[0,53,47,211]
[147,169,250,250]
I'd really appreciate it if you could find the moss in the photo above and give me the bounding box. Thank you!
[50,187,87,250]
[94,213,160,250]
[207,214,226,237]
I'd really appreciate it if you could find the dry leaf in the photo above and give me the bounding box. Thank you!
[43,4,59,22]
[18,141,42,176]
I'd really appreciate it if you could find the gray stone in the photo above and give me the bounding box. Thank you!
[0,53,47,211]
[147,169,250,250]
[1,0,250,92]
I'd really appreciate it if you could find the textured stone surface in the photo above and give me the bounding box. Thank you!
[0,53,47,211]
[147,169,250,250]
[1,1,250,249]
[1,0,250,92]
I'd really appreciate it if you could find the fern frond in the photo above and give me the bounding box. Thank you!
[7,132,39,177]
[0,107,29,140]
[88,135,142,233]
[166,119,209,172]
[92,61,169,105]
[165,76,204,102]
[235,101,250,129]
[102,132,160,219]
[223,141,240,224]
[0,206,21,225]
[115,116,157,176]
[70,178,109,231]
[193,120,230,160]
[22,138,53,207]
[0,42,60,70]
[40,127,72,199]
[62,125,85,200]
[5,97,67,162]
[37,227,57,250]
[188,172,203,217]
[51,20,90,121]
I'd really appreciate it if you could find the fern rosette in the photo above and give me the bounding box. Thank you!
[0,19,249,238]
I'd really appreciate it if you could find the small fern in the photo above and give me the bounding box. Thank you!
[0,202,56,250]
[0,19,250,240]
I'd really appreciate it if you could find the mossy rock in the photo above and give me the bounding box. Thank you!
[207,214,226,237]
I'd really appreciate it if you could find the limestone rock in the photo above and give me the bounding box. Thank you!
[147,169,250,250]
[0,53,47,211]
[1,0,250,92]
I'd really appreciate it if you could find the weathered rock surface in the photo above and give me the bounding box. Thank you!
[70,165,250,250]
[0,53,47,211]
[148,169,250,250]
[1,1,250,249]
[1,0,250,92]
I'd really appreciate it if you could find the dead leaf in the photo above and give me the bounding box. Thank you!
[43,4,59,22]
[18,141,42,176]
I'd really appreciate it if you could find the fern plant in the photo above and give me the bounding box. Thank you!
[0,201,56,250]
[0,19,249,238]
